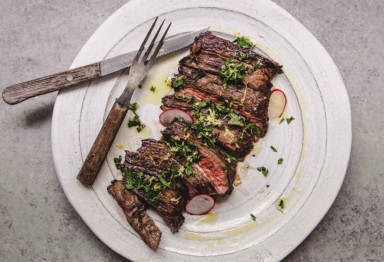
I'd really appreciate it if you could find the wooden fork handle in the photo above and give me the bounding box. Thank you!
[2,63,101,105]
[77,101,128,186]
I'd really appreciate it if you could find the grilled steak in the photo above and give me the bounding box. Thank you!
[123,139,216,198]
[107,180,161,250]
[120,139,216,232]
[162,121,235,196]
[109,31,282,249]
[133,187,185,233]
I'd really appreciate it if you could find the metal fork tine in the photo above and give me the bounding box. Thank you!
[148,23,172,65]
[133,17,158,62]
[142,19,165,62]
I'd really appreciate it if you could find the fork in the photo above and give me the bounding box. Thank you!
[77,17,171,186]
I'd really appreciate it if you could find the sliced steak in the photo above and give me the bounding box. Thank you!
[133,187,185,233]
[171,73,269,135]
[189,31,281,79]
[107,180,161,250]
[162,121,235,196]
[119,163,185,233]
[162,87,261,124]
[122,139,216,198]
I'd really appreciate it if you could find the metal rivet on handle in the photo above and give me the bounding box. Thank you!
[66,74,73,82]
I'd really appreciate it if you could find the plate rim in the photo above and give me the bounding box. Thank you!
[51,0,352,260]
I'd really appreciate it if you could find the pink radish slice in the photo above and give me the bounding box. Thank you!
[185,194,215,215]
[159,108,193,126]
[268,89,287,118]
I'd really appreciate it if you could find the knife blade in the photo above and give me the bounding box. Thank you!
[100,27,209,76]
[2,27,209,105]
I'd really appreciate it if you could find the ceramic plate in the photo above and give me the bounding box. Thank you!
[51,0,351,261]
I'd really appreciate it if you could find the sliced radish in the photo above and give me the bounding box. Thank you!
[185,194,215,215]
[159,108,193,126]
[268,89,287,119]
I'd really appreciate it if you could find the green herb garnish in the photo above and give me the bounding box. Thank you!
[240,123,261,139]
[270,146,277,152]
[113,155,122,168]
[234,36,254,49]
[237,51,246,61]
[127,102,145,132]
[150,86,156,92]
[128,115,145,132]
[224,152,238,165]
[192,69,205,80]
[278,158,284,165]
[219,59,247,89]
[228,111,245,127]
[158,176,170,188]
[279,118,285,124]
[250,213,256,221]
[124,170,159,203]
[253,62,261,71]
[173,74,186,90]
[286,116,295,124]
[257,166,269,177]
[129,102,139,112]
[278,199,285,209]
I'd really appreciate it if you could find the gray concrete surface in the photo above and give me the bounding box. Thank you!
[0,0,383,261]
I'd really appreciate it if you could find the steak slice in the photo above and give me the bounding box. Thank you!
[123,139,216,198]
[189,31,281,81]
[172,72,270,135]
[133,187,185,233]
[161,95,256,158]
[162,121,235,196]
[119,163,185,233]
[161,87,260,124]
[107,180,161,250]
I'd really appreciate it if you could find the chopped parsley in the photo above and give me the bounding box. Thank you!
[278,158,284,165]
[253,62,262,72]
[173,74,186,90]
[128,115,145,132]
[250,213,256,221]
[150,86,156,92]
[113,155,122,168]
[286,116,295,124]
[270,146,278,152]
[219,59,247,89]
[234,36,254,49]
[228,111,245,127]
[241,123,262,138]
[278,199,285,209]
[127,102,145,132]
[257,166,269,177]
[190,100,221,148]
[192,69,205,80]
[124,170,159,203]
[129,102,139,112]
[166,135,200,177]
[224,152,238,165]
[237,51,246,61]
[279,117,295,124]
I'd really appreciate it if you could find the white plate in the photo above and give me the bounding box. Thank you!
[51,0,351,261]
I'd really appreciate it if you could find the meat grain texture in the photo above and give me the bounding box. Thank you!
[108,31,282,249]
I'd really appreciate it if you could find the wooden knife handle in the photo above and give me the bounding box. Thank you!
[2,63,101,105]
[77,101,129,186]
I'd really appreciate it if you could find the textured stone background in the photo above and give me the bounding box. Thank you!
[0,0,383,261]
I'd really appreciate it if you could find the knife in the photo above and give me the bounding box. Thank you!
[2,27,209,105]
